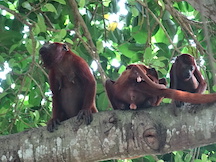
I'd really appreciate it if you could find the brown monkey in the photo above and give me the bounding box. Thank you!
[170,54,207,107]
[105,64,216,110]
[39,42,98,132]
[105,64,167,110]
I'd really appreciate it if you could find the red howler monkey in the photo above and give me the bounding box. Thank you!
[105,64,216,110]
[105,64,167,110]
[39,42,98,132]
[170,54,207,107]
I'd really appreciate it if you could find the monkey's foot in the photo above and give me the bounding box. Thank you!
[188,104,200,114]
[77,109,93,125]
[47,118,61,132]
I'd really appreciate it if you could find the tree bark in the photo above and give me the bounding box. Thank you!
[1,103,216,162]
[183,0,216,23]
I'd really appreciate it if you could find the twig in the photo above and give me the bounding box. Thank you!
[136,0,181,54]
[101,1,108,41]
[198,0,216,85]
[0,5,32,27]
[67,0,107,84]
[163,0,205,54]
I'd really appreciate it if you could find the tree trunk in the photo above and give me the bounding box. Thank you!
[1,103,216,162]
[183,0,216,23]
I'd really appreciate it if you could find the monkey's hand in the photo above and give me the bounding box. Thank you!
[47,118,61,132]
[77,109,93,125]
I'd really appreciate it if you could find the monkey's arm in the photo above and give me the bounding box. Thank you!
[47,69,65,132]
[75,58,98,124]
[194,67,207,93]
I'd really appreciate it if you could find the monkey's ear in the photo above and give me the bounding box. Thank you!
[62,44,69,51]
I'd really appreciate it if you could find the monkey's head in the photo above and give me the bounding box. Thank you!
[126,64,159,83]
[176,54,195,80]
[39,42,69,69]
[126,64,148,82]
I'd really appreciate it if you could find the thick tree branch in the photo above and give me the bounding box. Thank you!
[182,0,216,23]
[1,103,216,161]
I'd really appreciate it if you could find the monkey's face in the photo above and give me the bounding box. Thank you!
[182,65,195,80]
[39,43,69,69]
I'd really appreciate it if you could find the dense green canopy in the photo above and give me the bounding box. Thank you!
[0,0,216,161]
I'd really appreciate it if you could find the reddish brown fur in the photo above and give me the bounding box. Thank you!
[105,64,167,110]
[170,54,207,107]
[105,64,216,110]
[40,42,97,132]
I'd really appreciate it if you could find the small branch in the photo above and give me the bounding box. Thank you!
[101,1,108,42]
[164,0,205,54]
[67,0,107,84]
[197,0,216,85]
[181,0,216,23]
[137,0,181,54]
[0,5,32,27]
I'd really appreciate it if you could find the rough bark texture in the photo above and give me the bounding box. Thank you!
[1,103,216,162]
[183,0,216,23]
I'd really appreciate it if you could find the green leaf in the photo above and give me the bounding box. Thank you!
[8,59,17,68]
[22,2,32,10]
[96,40,104,54]
[193,160,202,162]
[29,88,42,106]
[34,110,40,122]
[37,14,46,33]
[144,47,152,61]
[118,65,126,74]
[103,0,111,7]
[131,7,139,17]
[33,23,40,35]
[201,154,208,162]
[25,39,33,54]
[132,26,147,44]
[65,38,73,45]
[158,0,165,10]
[118,43,136,58]
[96,83,105,94]
[174,151,184,162]
[53,0,66,5]
[6,74,12,85]
[158,68,167,75]
[97,92,109,111]
[154,27,169,45]
[162,98,171,103]
[212,85,216,92]
[59,29,67,39]
[184,153,192,162]
[79,0,85,8]
[0,55,4,63]
[162,19,176,39]
[0,31,22,43]
[42,3,57,14]
[9,44,19,54]
[153,60,165,68]
[0,92,7,99]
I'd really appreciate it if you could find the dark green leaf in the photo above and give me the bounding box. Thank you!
[22,1,32,10]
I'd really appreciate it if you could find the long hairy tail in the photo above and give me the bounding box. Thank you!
[162,89,216,104]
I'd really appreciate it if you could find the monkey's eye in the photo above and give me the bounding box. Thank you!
[190,65,195,71]
[62,44,69,51]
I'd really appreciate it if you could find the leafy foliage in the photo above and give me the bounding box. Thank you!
[0,0,216,161]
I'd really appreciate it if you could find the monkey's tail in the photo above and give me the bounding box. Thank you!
[162,89,216,104]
